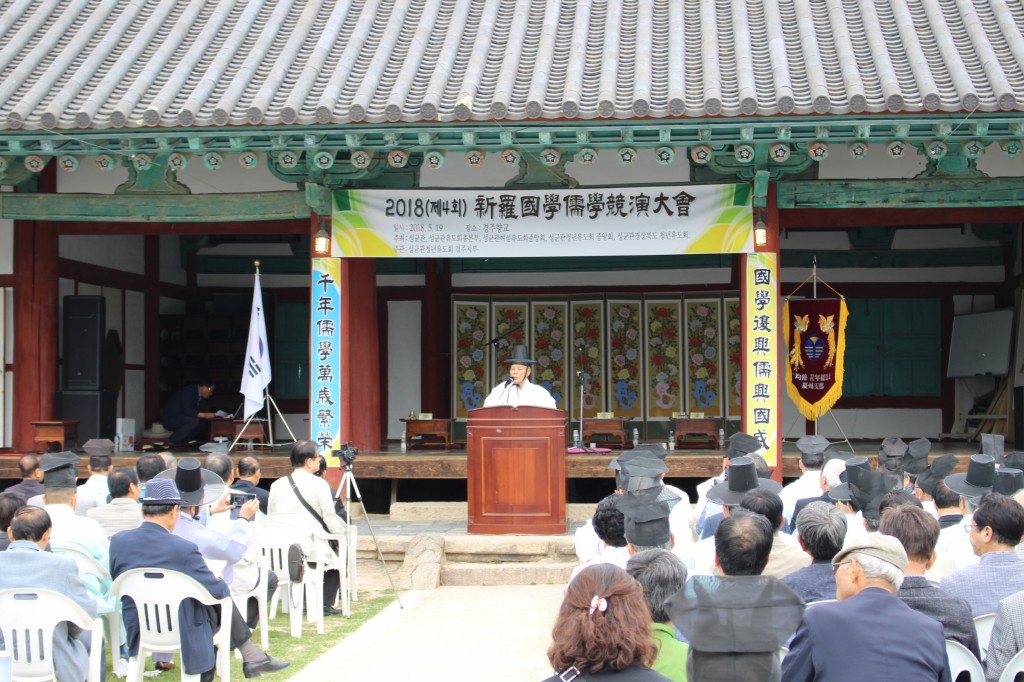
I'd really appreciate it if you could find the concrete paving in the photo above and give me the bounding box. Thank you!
[294,585,564,681]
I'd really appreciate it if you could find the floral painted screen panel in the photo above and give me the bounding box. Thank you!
[607,300,644,418]
[531,301,568,410]
[492,301,528,383]
[645,300,683,418]
[571,300,605,416]
[684,299,724,418]
[453,301,490,419]
[724,298,743,417]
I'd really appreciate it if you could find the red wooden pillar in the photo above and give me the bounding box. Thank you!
[340,258,381,451]
[421,259,452,417]
[12,219,59,449]
[144,235,160,425]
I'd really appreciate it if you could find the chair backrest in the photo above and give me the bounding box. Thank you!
[0,588,97,681]
[945,639,984,682]
[805,599,837,608]
[974,613,996,657]
[110,568,223,651]
[253,518,305,586]
[998,647,1024,682]
[50,542,111,581]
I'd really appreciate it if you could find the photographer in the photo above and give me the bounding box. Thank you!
[268,440,346,616]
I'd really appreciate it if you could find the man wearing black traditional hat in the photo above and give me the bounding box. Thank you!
[792,453,848,533]
[481,345,556,408]
[933,454,997,580]
[693,432,762,537]
[780,434,829,532]
[77,439,115,507]
[940,492,1024,617]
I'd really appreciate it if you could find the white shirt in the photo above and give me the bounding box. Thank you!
[45,503,114,613]
[567,545,631,586]
[780,470,822,529]
[482,380,556,409]
[268,468,345,557]
[931,513,978,580]
[77,474,111,507]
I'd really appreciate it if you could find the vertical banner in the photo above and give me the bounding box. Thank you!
[645,300,682,419]
[571,300,605,417]
[607,299,643,418]
[491,301,528,380]
[531,301,568,410]
[311,259,342,459]
[744,253,780,466]
[725,298,743,418]
[685,299,724,418]
[453,301,490,419]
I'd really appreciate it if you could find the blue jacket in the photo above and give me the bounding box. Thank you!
[160,384,206,429]
[110,521,230,675]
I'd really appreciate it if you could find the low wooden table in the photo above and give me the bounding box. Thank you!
[673,417,719,449]
[582,417,633,449]
[209,420,236,440]
[31,420,80,452]
[232,420,266,445]
[401,418,455,448]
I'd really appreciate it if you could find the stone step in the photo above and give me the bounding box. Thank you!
[355,532,576,563]
[441,561,575,587]
[388,501,596,523]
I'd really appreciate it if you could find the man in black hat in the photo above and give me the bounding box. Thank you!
[782,534,950,682]
[914,453,958,518]
[780,434,830,532]
[792,455,848,534]
[617,486,677,554]
[828,456,872,546]
[940,493,1024,616]
[481,345,555,408]
[694,432,763,537]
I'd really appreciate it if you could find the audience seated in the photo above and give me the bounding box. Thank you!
[782,501,846,602]
[569,494,629,585]
[827,456,871,546]
[0,492,26,551]
[782,533,950,682]
[941,492,1024,617]
[668,513,804,682]
[880,504,980,658]
[3,454,44,501]
[626,549,689,682]
[110,478,288,681]
[268,440,346,616]
[792,455,847,534]
[135,453,166,491]
[77,445,114,507]
[985,588,1024,682]
[0,507,98,682]
[780,435,829,533]
[232,456,270,515]
[914,453,959,520]
[543,563,671,681]
[739,488,810,578]
[693,433,762,538]
[86,467,142,538]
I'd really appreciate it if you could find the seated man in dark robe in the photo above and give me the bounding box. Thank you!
[160,382,216,444]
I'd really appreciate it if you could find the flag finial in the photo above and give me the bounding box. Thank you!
[254,259,260,268]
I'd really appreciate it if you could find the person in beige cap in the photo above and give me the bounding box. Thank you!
[782,533,951,681]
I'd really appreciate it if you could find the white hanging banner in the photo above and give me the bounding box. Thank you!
[331,184,753,258]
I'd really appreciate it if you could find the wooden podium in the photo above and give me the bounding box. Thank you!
[466,405,567,535]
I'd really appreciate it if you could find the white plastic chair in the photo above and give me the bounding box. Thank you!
[997,647,1024,682]
[0,587,104,682]
[975,613,996,658]
[946,639,984,682]
[50,542,122,669]
[0,651,11,682]
[229,551,270,653]
[111,568,231,682]
[252,518,306,639]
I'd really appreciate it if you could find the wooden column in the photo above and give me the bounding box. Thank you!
[144,235,160,425]
[421,259,452,417]
[340,258,381,451]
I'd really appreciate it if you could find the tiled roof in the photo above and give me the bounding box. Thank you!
[1,0,1023,132]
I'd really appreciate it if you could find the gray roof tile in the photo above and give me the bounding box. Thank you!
[1,0,1023,132]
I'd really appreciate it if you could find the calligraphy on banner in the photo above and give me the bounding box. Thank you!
[744,254,780,467]
[331,185,753,258]
[783,298,849,421]
[311,259,341,461]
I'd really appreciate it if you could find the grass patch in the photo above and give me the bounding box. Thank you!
[117,592,396,680]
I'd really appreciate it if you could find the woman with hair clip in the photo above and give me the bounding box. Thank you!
[543,563,672,681]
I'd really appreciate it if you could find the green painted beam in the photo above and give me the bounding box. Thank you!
[781,247,1004,269]
[778,178,1024,209]
[0,190,309,222]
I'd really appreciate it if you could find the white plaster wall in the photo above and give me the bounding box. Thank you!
[276,413,309,441]
[56,163,129,193]
[160,235,187,285]
[976,144,1024,178]
[176,155,294,194]
[125,291,145,365]
[388,300,421,440]
[59,234,145,275]
[780,390,943,440]
[818,144,928,179]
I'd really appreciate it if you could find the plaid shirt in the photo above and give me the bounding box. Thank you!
[985,589,1024,682]
[940,551,1024,617]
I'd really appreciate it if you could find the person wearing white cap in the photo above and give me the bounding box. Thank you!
[782,533,951,682]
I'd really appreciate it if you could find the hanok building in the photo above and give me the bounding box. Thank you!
[0,1,1022,486]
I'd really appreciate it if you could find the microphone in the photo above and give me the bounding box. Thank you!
[503,377,513,387]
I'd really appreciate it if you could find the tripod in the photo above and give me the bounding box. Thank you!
[229,387,297,453]
[332,452,403,613]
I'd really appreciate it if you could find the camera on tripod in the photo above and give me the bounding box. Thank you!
[333,441,358,465]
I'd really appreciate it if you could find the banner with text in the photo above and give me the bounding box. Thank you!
[783,298,849,421]
[311,258,342,462]
[331,185,753,258]
[744,253,780,467]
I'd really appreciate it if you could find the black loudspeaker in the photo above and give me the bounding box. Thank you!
[59,390,117,443]
[62,295,105,391]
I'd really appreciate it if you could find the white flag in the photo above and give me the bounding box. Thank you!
[241,272,272,419]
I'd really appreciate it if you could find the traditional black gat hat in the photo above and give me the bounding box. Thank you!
[795,435,831,457]
[1001,451,1024,471]
[877,438,908,475]
[39,451,80,489]
[726,433,763,460]
[707,456,782,506]
[944,454,996,498]
[991,468,1024,496]
[617,486,673,547]
[980,433,1005,462]
[916,454,959,497]
[827,456,872,502]
[620,456,669,492]
[155,456,225,506]
[824,445,854,462]
[903,438,932,478]
[503,345,537,366]
[849,468,899,520]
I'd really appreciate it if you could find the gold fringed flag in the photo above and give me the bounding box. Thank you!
[783,298,849,421]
